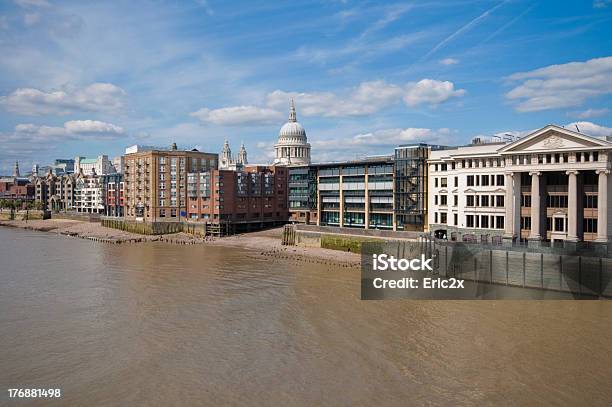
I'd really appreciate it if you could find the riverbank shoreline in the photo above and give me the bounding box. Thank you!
[0,219,360,267]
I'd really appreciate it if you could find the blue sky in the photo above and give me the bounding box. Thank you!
[1,0,612,173]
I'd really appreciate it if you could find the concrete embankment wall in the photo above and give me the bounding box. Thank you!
[101,218,183,235]
[284,224,416,253]
[0,209,46,221]
[52,212,101,223]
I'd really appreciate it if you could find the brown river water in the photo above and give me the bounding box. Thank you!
[1,227,611,406]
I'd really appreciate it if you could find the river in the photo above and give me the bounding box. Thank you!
[1,227,611,406]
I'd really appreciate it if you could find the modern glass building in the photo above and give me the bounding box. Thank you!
[288,165,318,224]
[317,157,394,229]
[394,144,432,231]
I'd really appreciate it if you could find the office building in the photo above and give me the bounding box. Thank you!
[428,124,612,245]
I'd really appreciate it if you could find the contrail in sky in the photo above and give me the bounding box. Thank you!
[419,0,510,61]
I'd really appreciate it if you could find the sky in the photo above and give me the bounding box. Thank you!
[0,0,612,174]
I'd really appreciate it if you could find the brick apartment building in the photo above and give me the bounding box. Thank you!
[123,144,218,221]
[0,177,35,203]
[104,173,124,217]
[186,165,288,229]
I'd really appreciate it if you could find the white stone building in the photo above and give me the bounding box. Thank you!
[274,99,311,166]
[75,155,115,175]
[428,125,612,246]
[75,174,106,214]
[219,140,248,170]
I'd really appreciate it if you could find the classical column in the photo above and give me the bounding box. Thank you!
[529,171,542,240]
[316,176,321,226]
[566,170,579,242]
[339,173,344,227]
[364,168,370,230]
[596,169,609,242]
[503,171,514,239]
[513,172,521,237]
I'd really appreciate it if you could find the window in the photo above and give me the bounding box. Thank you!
[441,177,447,188]
[440,195,448,206]
[520,216,531,230]
[481,215,489,228]
[434,195,438,205]
[481,175,489,186]
[453,213,458,225]
[584,218,598,233]
[466,215,474,228]
[496,195,504,207]
[467,195,475,207]
[496,174,504,186]
[434,212,438,223]
[521,195,531,207]
[441,163,447,171]
[440,212,447,224]
[454,176,458,187]
[584,195,598,208]
[453,195,458,206]
[554,217,565,232]
[467,175,474,186]
[481,195,489,207]
[496,216,504,229]
[435,178,438,187]
[546,195,568,208]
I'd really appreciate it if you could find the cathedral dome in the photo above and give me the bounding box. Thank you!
[274,99,311,166]
[279,121,306,140]
[277,99,307,143]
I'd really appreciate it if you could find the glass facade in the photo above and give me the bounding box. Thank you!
[288,166,317,210]
[394,144,430,231]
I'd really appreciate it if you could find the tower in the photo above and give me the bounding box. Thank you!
[238,142,248,165]
[220,139,234,169]
[13,160,20,177]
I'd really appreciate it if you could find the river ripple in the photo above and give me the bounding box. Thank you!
[1,227,611,406]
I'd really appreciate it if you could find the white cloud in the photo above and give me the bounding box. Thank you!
[569,108,610,119]
[0,83,126,115]
[15,0,51,8]
[24,12,41,26]
[13,120,124,140]
[267,80,405,117]
[439,58,459,66]
[566,121,612,137]
[506,56,612,112]
[403,79,466,107]
[193,79,465,125]
[272,79,464,117]
[311,127,455,156]
[190,106,283,125]
[593,0,612,8]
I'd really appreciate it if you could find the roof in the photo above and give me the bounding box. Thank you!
[79,158,98,164]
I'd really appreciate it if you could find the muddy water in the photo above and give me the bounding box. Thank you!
[1,227,611,406]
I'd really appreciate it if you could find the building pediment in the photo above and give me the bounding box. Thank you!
[498,125,612,154]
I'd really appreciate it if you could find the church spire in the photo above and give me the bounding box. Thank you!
[238,142,248,165]
[288,98,297,123]
[13,160,20,177]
